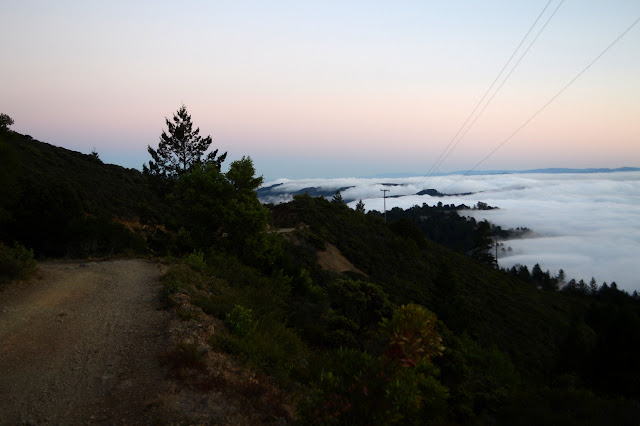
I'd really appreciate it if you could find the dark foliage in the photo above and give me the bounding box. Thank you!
[0,242,36,283]
[0,113,14,133]
[143,104,226,180]
[271,194,640,424]
[369,203,499,264]
[0,131,165,257]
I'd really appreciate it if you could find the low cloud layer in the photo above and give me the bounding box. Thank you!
[263,171,640,292]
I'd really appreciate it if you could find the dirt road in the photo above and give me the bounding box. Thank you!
[0,259,171,424]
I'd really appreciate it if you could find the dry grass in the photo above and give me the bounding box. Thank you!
[317,242,367,276]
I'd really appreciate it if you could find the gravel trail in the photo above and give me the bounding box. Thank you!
[0,259,171,424]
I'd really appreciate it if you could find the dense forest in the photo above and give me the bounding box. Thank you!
[2,109,640,424]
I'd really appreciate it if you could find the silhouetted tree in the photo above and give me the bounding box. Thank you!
[143,104,226,180]
[577,279,587,295]
[0,113,14,132]
[540,269,559,291]
[332,190,344,204]
[532,263,544,283]
[518,265,531,282]
[90,147,101,162]
[562,279,578,295]
[355,199,365,213]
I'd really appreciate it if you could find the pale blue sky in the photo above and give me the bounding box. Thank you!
[1,1,639,179]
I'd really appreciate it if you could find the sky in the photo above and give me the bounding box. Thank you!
[261,171,640,293]
[1,1,639,180]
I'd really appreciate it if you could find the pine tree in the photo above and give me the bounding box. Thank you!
[355,199,365,213]
[143,104,226,179]
[531,263,544,282]
[331,190,344,204]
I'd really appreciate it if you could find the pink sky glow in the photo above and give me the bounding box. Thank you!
[1,1,639,179]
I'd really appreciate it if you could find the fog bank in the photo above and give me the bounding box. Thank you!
[263,171,640,292]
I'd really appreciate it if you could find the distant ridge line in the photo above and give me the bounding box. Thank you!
[361,167,640,179]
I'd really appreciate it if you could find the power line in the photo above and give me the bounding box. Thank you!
[443,14,640,192]
[429,0,566,176]
[421,0,556,182]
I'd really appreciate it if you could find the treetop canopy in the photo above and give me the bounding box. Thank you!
[143,104,227,180]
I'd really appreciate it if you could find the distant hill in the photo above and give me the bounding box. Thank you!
[258,182,472,204]
[518,166,640,174]
[259,166,639,204]
[0,131,165,256]
[257,183,357,203]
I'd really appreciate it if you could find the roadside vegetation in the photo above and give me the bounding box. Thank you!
[2,109,640,424]
[0,242,36,284]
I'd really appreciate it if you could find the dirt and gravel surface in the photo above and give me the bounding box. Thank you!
[0,259,172,424]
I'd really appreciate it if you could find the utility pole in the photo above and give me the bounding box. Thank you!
[380,188,390,223]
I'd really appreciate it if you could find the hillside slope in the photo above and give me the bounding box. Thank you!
[0,132,165,256]
[272,195,581,377]
[268,195,640,422]
[1,132,163,218]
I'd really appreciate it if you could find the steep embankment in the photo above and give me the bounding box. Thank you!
[0,259,171,424]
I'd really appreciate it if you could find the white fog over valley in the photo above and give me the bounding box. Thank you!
[261,170,640,293]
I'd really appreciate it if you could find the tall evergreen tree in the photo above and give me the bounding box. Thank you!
[531,263,544,283]
[143,104,226,179]
[331,190,344,204]
[556,269,566,283]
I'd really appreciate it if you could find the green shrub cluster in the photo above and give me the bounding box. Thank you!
[161,252,309,383]
[217,316,307,382]
[0,242,37,282]
[225,305,256,337]
[303,305,449,425]
[184,250,206,271]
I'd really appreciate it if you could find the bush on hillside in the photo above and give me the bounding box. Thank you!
[0,242,36,283]
[302,304,449,424]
